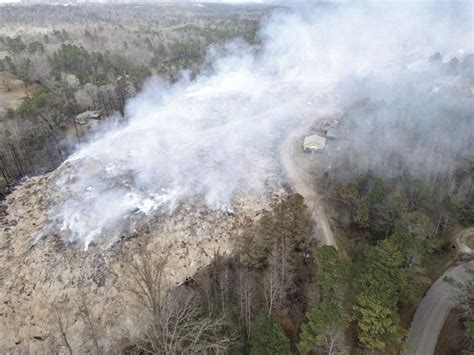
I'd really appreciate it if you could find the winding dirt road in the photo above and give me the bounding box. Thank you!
[280,125,336,247]
[406,260,474,355]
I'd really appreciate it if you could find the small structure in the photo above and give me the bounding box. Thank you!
[303,134,326,152]
[325,128,338,140]
[75,111,101,125]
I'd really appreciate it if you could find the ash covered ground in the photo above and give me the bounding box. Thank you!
[0,164,289,352]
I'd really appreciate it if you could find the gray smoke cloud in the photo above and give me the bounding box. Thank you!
[46,1,472,248]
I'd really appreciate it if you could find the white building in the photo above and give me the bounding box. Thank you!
[303,134,326,152]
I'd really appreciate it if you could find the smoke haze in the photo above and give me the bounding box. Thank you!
[46,1,473,248]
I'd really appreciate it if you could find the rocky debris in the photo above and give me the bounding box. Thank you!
[74,111,101,125]
[310,117,339,137]
[180,276,195,286]
[0,204,7,222]
[0,167,288,353]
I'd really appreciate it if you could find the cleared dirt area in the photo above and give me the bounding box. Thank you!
[0,72,27,114]
[0,51,8,60]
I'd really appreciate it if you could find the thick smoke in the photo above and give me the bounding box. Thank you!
[47,2,472,248]
[331,63,473,185]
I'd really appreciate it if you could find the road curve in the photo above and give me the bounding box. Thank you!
[406,260,474,355]
[280,125,337,247]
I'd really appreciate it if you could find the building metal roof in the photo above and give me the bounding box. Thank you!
[326,128,338,139]
[303,134,326,151]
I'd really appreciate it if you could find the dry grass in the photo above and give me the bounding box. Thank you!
[0,51,8,60]
[0,72,26,114]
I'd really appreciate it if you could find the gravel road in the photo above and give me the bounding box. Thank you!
[280,125,336,247]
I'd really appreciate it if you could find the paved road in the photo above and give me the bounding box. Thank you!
[280,124,337,247]
[406,260,474,355]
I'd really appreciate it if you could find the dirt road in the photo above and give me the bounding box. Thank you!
[406,260,474,355]
[280,125,336,247]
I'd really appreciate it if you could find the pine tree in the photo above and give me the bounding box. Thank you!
[298,301,348,355]
[250,313,291,355]
[298,246,349,355]
[353,239,407,351]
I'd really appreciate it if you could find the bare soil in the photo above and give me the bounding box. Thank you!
[0,72,27,114]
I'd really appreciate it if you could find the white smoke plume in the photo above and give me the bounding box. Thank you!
[46,2,472,248]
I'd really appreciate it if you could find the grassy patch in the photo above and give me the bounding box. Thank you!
[0,72,26,113]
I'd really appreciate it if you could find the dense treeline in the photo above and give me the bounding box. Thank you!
[325,172,472,245]
[318,167,473,352]
[0,3,271,29]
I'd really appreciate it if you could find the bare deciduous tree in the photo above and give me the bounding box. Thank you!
[48,296,73,355]
[76,285,104,355]
[446,267,474,321]
[124,250,230,354]
[263,246,285,319]
[236,267,256,341]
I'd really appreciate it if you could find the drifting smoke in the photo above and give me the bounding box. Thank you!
[331,61,473,186]
[47,2,473,248]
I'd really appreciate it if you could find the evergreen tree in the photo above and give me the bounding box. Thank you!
[298,246,349,354]
[298,302,348,355]
[353,239,407,351]
[250,313,291,355]
[240,193,311,268]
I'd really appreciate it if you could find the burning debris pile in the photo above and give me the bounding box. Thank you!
[0,167,288,352]
[43,70,314,250]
